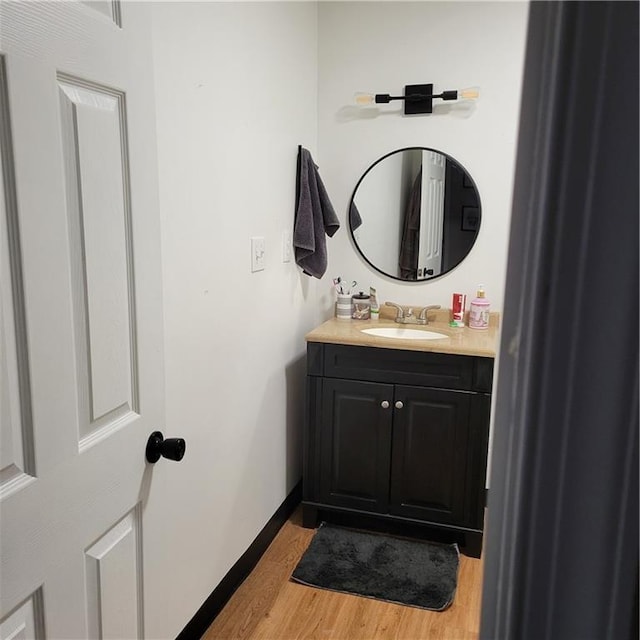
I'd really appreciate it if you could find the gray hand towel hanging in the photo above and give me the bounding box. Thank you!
[294,147,340,279]
[399,167,422,280]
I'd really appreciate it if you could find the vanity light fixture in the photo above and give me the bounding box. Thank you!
[355,84,480,115]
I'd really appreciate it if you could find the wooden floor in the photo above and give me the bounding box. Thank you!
[203,509,483,640]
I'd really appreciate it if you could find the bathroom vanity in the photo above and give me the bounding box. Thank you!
[302,314,497,557]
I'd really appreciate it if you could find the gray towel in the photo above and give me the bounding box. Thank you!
[294,148,340,278]
[399,168,422,280]
[349,200,363,231]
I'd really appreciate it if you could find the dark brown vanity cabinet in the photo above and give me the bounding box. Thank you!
[302,342,493,557]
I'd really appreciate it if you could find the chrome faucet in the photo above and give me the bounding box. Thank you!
[385,302,441,325]
[385,302,406,322]
[417,305,441,324]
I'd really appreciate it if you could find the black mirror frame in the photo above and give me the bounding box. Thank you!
[348,146,482,282]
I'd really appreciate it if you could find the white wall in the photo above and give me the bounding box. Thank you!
[318,1,529,311]
[151,3,322,632]
[150,1,528,632]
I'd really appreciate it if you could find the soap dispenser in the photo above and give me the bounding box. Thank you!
[469,285,490,330]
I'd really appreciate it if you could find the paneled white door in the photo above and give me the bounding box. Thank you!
[417,149,445,278]
[0,2,175,638]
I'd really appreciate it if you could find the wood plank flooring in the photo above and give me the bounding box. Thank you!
[203,509,483,640]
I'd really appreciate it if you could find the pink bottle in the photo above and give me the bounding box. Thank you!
[469,285,490,330]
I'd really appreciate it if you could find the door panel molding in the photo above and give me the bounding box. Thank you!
[82,0,122,28]
[85,505,143,640]
[57,74,140,447]
[0,588,45,640]
[0,54,36,499]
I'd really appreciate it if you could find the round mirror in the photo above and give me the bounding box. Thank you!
[349,147,481,281]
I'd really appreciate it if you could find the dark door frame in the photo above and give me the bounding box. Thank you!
[481,2,638,639]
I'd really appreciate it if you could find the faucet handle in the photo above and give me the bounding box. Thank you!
[418,304,441,321]
[385,301,405,320]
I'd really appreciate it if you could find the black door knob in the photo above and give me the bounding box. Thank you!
[146,431,186,463]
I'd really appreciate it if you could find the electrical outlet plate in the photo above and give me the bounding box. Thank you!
[251,236,265,272]
[282,229,292,263]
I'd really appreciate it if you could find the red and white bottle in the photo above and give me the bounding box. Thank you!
[469,285,490,330]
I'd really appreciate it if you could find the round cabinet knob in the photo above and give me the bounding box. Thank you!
[395,401,404,409]
[146,431,186,464]
[381,400,390,409]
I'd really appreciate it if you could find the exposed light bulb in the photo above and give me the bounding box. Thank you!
[459,86,480,100]
[354,92,375,106]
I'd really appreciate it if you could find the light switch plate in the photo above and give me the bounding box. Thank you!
[251,236,265,272]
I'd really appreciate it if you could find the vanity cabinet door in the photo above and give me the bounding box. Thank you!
[389,386,471,524]
[319,378,393,513]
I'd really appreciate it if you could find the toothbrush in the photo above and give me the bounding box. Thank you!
[333,277,343,294]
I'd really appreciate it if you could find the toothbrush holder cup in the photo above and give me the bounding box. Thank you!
[336,293,352,320]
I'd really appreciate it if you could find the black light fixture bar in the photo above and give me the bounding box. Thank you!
[374,84,461,114]
[355,84,479,113]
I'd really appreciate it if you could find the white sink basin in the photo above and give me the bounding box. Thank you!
[360,327,449,340]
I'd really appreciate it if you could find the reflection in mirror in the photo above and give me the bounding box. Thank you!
[349,147,481,281]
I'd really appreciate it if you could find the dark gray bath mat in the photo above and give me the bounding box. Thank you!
[291,522,459,610]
